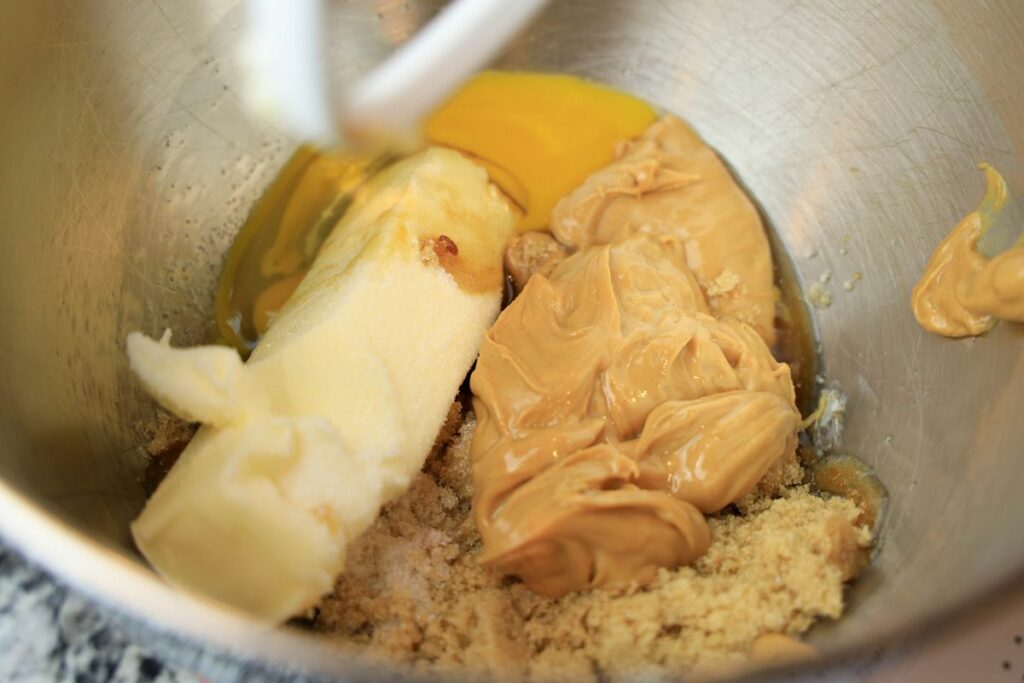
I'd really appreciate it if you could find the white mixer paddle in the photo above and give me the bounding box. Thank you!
[243,0,550,148]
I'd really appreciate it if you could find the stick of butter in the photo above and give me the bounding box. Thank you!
[127,148,515,622]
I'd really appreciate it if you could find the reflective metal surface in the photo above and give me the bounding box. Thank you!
[0,0,1021,680]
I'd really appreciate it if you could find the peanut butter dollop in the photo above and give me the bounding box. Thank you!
[472,207,799,596]
[912,164,1024,337]
[550,116,777,345]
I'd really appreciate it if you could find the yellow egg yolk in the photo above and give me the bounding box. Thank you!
[425,71,656,231]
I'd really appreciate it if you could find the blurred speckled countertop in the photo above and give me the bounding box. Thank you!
[1,542,1022,682]
[0,546,198,683]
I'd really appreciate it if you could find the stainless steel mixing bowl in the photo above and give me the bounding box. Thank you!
[1,1,1022,680]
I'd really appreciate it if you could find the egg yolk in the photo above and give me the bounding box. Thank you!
[425,71,656,231]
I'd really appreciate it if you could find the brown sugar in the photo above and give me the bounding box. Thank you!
[312,416,871,680]
[138,410,196,495]
[503,231,570,294]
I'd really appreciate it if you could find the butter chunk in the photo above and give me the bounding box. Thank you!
[129,148,515,621]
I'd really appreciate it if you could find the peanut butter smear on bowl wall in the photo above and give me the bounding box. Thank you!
[912,164,1024,337]
[470,117,799,598]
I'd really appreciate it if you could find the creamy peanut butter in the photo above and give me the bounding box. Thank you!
[550,116,777,345]
[912,164,1024,337]
[472,213,798,596]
